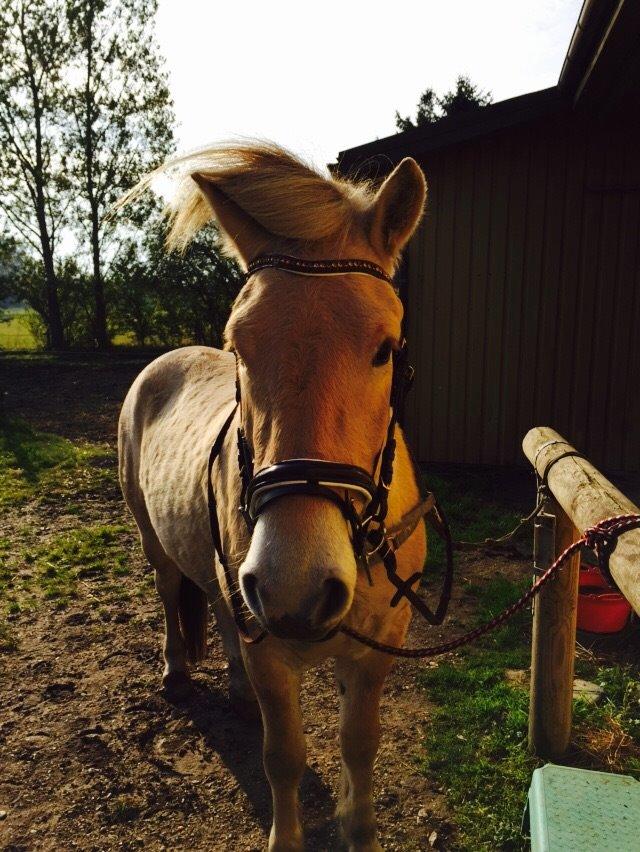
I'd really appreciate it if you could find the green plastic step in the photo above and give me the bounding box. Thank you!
[524,764,640,851]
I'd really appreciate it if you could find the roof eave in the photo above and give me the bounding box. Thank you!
[335,87,563,175]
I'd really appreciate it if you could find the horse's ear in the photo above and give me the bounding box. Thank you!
[368,158,426,262]
[191,174,271,264]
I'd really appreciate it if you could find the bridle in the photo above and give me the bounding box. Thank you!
[207,253,453,644]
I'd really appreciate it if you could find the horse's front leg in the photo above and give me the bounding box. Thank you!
[243,645,306,852]
[334,645,399,852]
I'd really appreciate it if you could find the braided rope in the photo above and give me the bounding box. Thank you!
[339,514,640,658]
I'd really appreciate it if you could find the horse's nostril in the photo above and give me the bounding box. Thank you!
[314,577,349,627]
[241,572,264,618]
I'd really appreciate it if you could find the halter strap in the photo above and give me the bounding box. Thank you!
[245,253,397,291]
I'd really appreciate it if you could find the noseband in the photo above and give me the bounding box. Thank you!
[207,254,453,643]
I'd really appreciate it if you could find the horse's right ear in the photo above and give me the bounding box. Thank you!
[191,174,271,266]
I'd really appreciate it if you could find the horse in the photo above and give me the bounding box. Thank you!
[118,143,428,851]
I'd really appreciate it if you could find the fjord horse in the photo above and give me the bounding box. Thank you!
[118,144,427,851]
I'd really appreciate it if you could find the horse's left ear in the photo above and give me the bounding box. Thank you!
[368,158,427,262]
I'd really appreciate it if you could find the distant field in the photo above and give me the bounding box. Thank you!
[0,308,38,350]
[0,308,137,349]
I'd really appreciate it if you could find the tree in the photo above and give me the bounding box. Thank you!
[395,75,492,132]
[109,225,243,348]
[0,0,70,349]
[395,88,438,133]
[0,229,92,348]
[64,0,175,349]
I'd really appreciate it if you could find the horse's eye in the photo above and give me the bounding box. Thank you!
[372,340,393,367]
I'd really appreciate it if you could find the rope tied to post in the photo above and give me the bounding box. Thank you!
[583,514,640,588]
[340,513,640,658]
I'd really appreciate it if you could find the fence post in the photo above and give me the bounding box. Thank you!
[528,499,581,758]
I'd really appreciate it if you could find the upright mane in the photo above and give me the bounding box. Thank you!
[118,142,376,256]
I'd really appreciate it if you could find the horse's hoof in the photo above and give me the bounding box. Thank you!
[230,690,260,723]
[162,670,192,701]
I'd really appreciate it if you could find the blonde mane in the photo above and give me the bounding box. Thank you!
[117,142,376,255]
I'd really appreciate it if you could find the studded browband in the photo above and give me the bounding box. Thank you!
[245,254,397,291]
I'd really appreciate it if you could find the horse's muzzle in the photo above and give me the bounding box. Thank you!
[241,571,350,643]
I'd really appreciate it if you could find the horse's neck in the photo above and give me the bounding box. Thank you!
[386,427,422,529]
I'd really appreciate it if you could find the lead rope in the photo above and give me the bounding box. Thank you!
[339,514,640,657]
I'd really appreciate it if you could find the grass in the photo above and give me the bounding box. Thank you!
[421,468,526,581]
[31,524,130,604]
[105,794,142,824]
[0,417,116,507]
[0,308,39,350]
[0,417,136,619]
[418,576,640,851]
[2,522,132,615]
[0,618,18,651]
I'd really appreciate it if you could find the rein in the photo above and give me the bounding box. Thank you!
[207,254,454,646]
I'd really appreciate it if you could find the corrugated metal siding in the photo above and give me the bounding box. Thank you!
[404,115,640,472]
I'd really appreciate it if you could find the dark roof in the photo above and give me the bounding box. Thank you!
[560,0,640,115]
[336,87,563,174]
[336,0,640,174]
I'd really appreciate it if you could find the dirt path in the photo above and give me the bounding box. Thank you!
[0,353,532,851]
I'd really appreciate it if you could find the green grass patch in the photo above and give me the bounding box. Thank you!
[418,577,640,850]
[0,417,116,507]
[0,309,39,350]
[0,617,18,651]
[422,470,525,579]
[420,657,534,850]
[2,524,131,612]
[0,418,137,616]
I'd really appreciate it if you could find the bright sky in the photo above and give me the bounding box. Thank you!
[155,0,582,170]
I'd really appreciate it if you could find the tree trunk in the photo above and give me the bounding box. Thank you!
[20,13,65,351]
[43,247,65,350]
[85,3,109,350]
[91,209,109,349]
[34,187,65,350]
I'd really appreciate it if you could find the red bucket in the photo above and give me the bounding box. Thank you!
[577,565,631,633]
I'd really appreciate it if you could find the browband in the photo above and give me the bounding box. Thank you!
[245,254,397,291]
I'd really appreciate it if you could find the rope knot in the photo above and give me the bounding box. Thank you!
[583,519,612,551]
[582,514,640,589]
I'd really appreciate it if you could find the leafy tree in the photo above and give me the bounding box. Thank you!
[395,75,492,132]
[64,0,175,349]
[109,225,242,348]
[0,0,70,348]
[0,230,92,348]
[439,75,493,117]
[396,88,438,133]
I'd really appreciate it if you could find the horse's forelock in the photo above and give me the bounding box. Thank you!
[121,142,376,255]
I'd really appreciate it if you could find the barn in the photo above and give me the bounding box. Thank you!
[336,0,640,473]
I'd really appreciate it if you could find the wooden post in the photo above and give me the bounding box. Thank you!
[523,427,640,616]
[524,426,640,757]
[528,499,581,758]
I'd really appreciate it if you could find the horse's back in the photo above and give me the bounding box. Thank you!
[119,345,235,584]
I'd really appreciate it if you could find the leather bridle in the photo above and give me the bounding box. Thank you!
[207,254,453,644]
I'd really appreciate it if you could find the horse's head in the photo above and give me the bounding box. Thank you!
[162,144,426,641]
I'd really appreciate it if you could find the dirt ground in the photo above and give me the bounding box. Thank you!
[0,353,558,851]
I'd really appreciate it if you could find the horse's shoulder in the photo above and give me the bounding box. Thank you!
[124,346,231,413]
[120,346,235,450]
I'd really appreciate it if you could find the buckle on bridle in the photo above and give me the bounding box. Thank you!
[365,524,388,559]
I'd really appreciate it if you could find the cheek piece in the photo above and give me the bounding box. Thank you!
[207,254,453,643]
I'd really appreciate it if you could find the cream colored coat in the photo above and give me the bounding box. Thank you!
[118,143,428,852]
